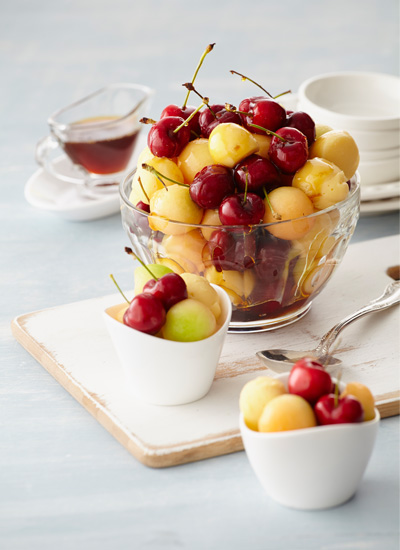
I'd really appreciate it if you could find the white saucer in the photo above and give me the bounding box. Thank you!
[360,180,400,202]
[25,159,121,222]
[360,195,400,215]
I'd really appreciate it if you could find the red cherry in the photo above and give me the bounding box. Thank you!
[239,97,286,133]
[254,234,291,281]
[285,111,316,145]
[219,193,265,226]
[288,357,333,405]
[143,273,187,310]
[315,394,364,425]
[233,154,280,195]
[148,116,191,158]
[123,294,166,335]
[199,104,242,138]
[190,165,235,209]
[203,230,256,272]
[160,104,200,136]
[268,127,308,174]
[136,201,150,213]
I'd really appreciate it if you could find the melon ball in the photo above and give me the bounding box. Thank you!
[178,138,215,183]
[162,298,216,342]
[239,377,287,431]
[149,184,203,235]
[180,273,221,320]
[263,186,315,240]
[292,157,349,210]
[208,123,259,168]
[309,130,360,180]
[258,394,317,432]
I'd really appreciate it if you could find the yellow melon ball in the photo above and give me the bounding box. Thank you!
[130,156,185,205]
[162,229,207,274]
[200,208,222,240]
[137,145,154,166]
[107,303,129,324]
[240,377,287,431]
[177,138,215,183]
[180,273,221,320]
[309,130,360,180]
[292,157,349,210]
[208,123,259,168]
[263,186,315,240]
[251,134,272,158]
[314,124,333,140]
[258,394,317,432]
[341,382,376,421]
[205,266,255,303]
[149,184,203,235]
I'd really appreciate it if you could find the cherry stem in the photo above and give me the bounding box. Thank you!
[248,122,286,142]
[230,70,273,98]
[274,89,292,100]
[242,167,249,205]
[183,83,216,117]
[137,176,150,203]
[124,246,159,281]
[182,43,215,109]
[224,103,252,117]
[263,187,281,221]
[109,274,130,304]
[334,369,343,408]
[173,98,209,133]
[141,163,187,189]
[140,117,157,125]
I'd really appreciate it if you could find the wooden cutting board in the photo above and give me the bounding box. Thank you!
[11,235,400,468]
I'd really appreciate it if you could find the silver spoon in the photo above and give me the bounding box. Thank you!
[257,279,400,373]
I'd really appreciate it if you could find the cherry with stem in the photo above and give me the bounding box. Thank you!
[182,43,215,109]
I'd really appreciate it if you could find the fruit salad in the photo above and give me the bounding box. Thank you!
[109,249,224,342]
[239,357,376,432]
[120,44,360,330]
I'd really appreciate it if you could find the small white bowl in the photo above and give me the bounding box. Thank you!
[298,72,400,131]
[103,285,232,406]
[358,156,400,186]
[348,127,400,151]
[360,146,400,162]
[240,373,380,510]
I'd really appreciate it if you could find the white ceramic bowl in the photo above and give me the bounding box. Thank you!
[358,156,400,186]
[103,284,232,406]
[298,72,400,131]
[360,146,400,162]
[240,373,380,510]
[344,127,400,152]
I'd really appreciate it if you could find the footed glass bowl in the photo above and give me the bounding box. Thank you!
[120,170,360,333]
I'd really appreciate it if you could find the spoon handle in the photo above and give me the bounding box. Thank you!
[315,280,400,358]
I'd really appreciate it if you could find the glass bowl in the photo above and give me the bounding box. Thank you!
[120,170,360,333]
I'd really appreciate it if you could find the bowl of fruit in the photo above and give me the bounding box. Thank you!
[104,255,232,406]
[239,358,379,510]
[119,45,361,332]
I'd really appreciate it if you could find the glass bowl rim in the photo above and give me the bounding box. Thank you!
[119,167,360,231]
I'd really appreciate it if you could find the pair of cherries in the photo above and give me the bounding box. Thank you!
[288,358,364,425]
[147,95,314,173]
[123,272,187,335]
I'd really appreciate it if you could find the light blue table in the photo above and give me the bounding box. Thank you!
[1,1,399,548]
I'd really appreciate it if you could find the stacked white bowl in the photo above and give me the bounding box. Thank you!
[298,72,400,189]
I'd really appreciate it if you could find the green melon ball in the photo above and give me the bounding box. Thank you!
[162,298,217,342]
[133,264,173,295]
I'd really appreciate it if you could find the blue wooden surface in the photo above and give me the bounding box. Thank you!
[1,0,399,548]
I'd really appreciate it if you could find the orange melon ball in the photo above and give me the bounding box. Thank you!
[263,186,315,240]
